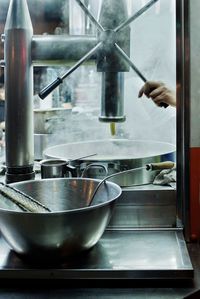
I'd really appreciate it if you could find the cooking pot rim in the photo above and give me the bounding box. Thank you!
[43,139,176,161]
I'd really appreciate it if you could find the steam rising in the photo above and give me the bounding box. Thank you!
[35,0,176,155]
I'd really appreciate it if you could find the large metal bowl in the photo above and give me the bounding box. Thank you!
[0,178,121,260]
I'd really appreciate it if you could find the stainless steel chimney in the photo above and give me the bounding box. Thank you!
[4,0,35,183]
[97,0,130,123]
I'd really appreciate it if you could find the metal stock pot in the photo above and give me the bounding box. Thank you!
[43,139,176,187]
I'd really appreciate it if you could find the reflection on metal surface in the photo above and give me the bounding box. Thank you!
[109,185,176,228]
[101,231,186,270]
[0,230,193,279]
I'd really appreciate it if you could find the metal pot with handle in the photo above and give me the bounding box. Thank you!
[43,139,176,187]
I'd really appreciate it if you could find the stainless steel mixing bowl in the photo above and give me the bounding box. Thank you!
[0,178,121,260]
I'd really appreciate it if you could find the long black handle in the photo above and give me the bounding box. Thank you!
[39,77,63,100]
[39,42,102,100]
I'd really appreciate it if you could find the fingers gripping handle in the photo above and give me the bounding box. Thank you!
[114,44,168,108]
[39,77,63,100]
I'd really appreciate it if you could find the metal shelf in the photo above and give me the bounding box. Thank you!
[0,229,193,280]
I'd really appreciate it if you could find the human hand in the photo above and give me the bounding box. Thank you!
[138,81,176,108]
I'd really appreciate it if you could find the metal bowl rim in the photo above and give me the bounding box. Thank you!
[3,178,122,215]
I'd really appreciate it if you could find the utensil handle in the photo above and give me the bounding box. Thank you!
[81,163,108,178]
[39,77,63,99]
[88,166,145,206]
[146,161,175,171]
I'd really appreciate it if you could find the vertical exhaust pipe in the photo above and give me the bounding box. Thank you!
[4,0,35,183]
[100,72,125,122]
[97,0,130,123]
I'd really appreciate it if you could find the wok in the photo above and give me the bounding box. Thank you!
[43,139,176,186]
[0,178,121,260]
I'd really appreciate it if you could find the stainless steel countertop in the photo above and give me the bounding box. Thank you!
[0,164,196,297]
[0,241,198,298]
[0,229,193,278]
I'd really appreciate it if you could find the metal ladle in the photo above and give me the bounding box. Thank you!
[88,161,175,206]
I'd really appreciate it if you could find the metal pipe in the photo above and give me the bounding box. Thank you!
[75,0,104,32]
[114,43,168,108]
[32,35,98,66]
[99,72,125,122]
[39,42,102,99]
[114,43,147,82]
[61,42,102,80]
[97,0,130,123]
[114,0,159,33]
[4,0,35,183]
